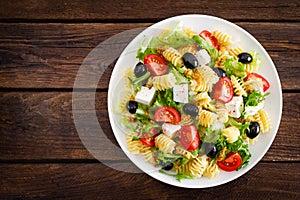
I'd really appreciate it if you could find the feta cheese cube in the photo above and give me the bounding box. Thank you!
[173,84,189,103]
[135,86,156,105]
[195,49,211,66]
[162,123,181,138]
[225,96,244,118]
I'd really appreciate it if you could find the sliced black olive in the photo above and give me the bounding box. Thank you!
[161,162,173,171]
[238,52,253,64]
[126,100,138,114]
[213,68,226,77]
[134,62,147,77]
[202,142,217,158]
[245,122,260,139]
[183,103,199,117]
[182,53,199,69]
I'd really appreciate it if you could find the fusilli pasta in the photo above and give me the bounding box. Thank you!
[155,134,177,154]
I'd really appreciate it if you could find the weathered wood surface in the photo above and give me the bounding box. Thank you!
[0,92,299,161]
[0,163,299,199]
[0,0,299,21]
[0,23,299,89]
[0,0,299,198]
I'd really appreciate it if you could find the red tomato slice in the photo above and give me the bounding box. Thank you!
[178,124,200,150]
[212,76,234,103]
[139,128,159,147]
[154,106,181,124]
[244,73,270,92]
[139,133,155,147]
[217,152,243,172]
[199,30,219,50]
[144,54,168,76]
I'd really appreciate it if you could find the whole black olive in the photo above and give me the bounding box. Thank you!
[213,68,226,77]
[126,100,138,114]
[134,62,147,77]
[238,52,253,64]
[183,103,199,117]
[162,162,173,171]
[246,122,260,139]
[202,142,217,158]
[182,53,199,69]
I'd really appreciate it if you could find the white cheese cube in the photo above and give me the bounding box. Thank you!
[225,96,244,118]
[162,123,181,138]
[195,49,211,66]
[173,84,189,103]
[135,86,156,105]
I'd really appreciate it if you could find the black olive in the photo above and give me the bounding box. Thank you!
[183,103,199,117]
[213,68,226,77]
[161,162,173,171]
[134,62,147,77]
[126,100,138,114]
[202,142,217,158]
[246,122,260,139]
[182,53,199,69]
[238,52,253,64]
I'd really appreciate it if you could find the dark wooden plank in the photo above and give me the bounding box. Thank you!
[0,92,299,161]
[0,0,299,21]
[0,163,299,199]
[0,22,299,89]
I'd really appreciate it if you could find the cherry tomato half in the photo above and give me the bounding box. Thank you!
[139,133,155,147]
[217,152,243,172]
[178,124,200,150]
[199,30,219,50]
[212,76,234,103]
[154,106,181,124]
[244,73,270,92]
[139,128,159,147]
[144,54,168,76]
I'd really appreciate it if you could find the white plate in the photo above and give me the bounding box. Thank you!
[107,14,282,188]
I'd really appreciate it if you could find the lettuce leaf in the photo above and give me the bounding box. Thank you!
[223,57,246,78]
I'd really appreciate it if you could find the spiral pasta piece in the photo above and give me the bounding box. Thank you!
[126,133,144,154]
[212,30,232,46]
[253,109,271,133]
[185,69,209,92]
[203,161,220,179]
[230,75,247,97]
[115,90,132,114]
[150,73,176,90]
[195,92,211,108]
[155,134,177,154]
[198,110,217,127]
[228,47,243,57]
[258,110,271,133]
[186,155,209,178]
[221,126,240,143]
[140,146,158,166]
[197,66,219,92]
[156,46,183,68]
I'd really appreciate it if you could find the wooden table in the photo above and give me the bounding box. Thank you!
[0,0,299,199]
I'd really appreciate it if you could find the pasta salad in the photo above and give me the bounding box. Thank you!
[114,21,271,181]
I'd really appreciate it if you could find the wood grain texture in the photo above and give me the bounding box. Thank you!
[0,163,299,199]
[0,0,299,21]
[0,92,299,161]
[0,23,299,89]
